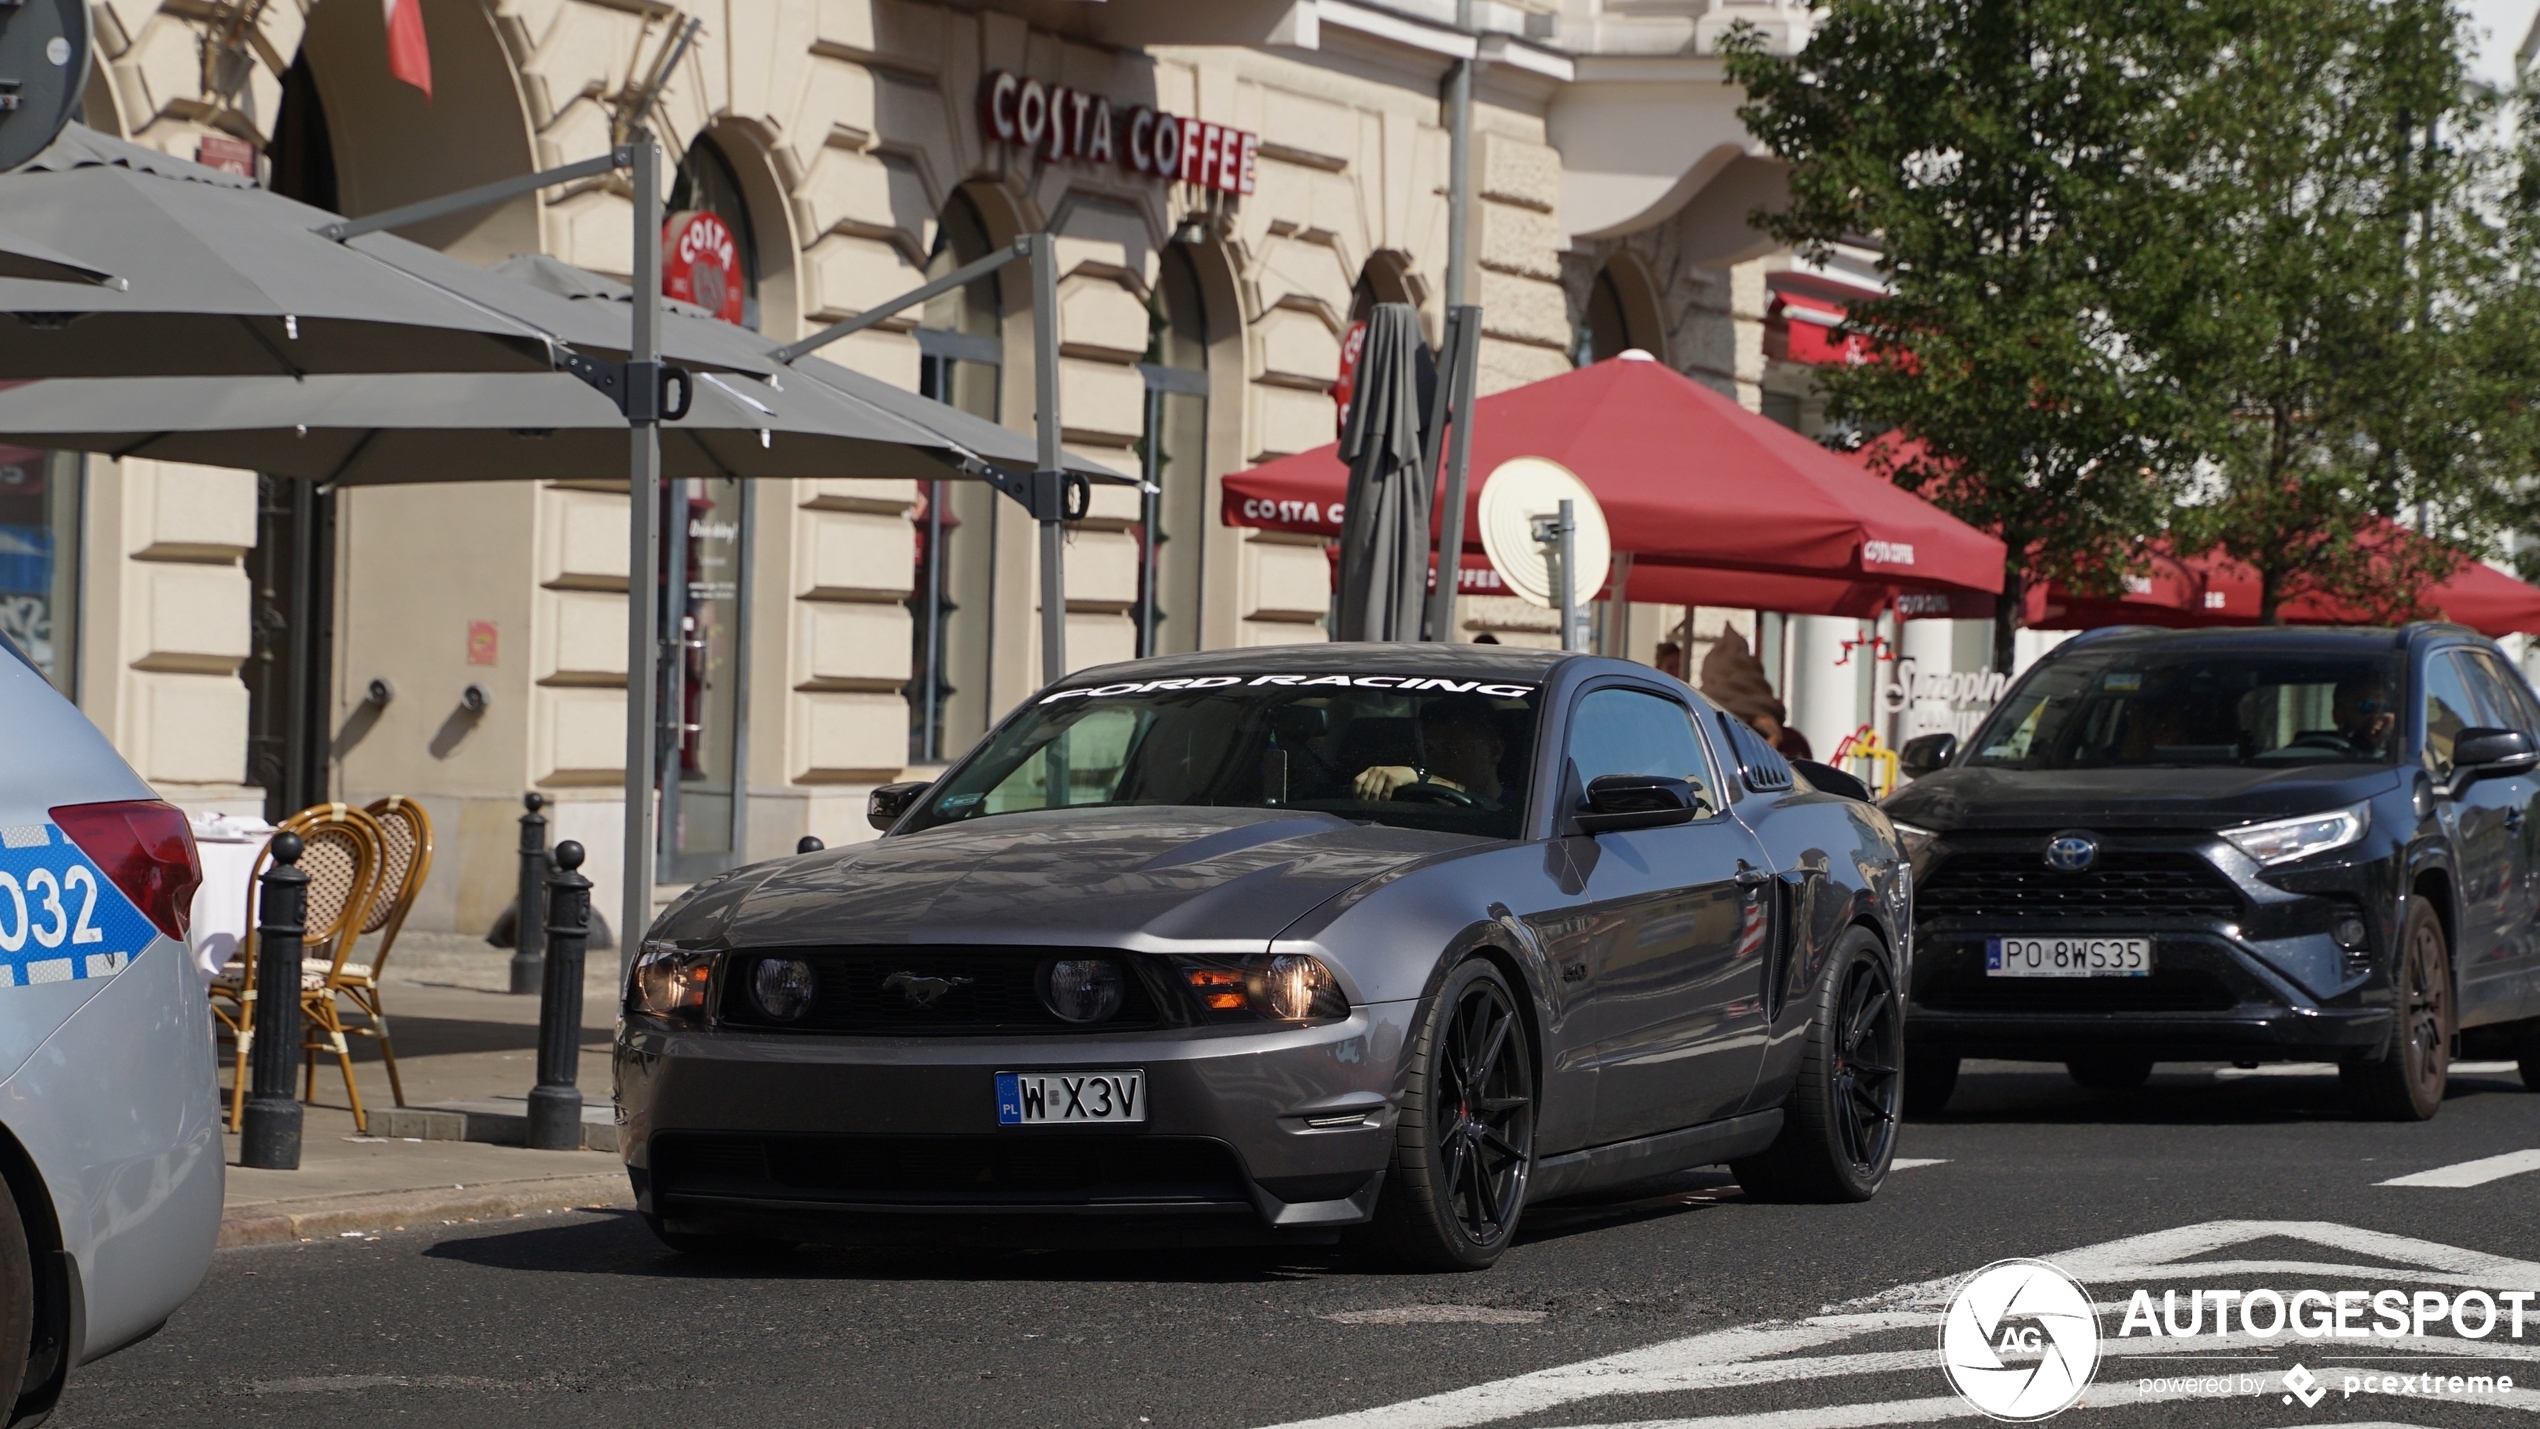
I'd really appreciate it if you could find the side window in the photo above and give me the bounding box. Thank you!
[2465,650,2540,733]
[973,706,1142,815]
[1566,688,1718,811]
[2421,653,2482,780]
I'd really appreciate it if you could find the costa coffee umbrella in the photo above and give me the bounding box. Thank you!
[1225,350,2004,598]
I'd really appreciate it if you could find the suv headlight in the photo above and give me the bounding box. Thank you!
[2221,803,2368,866]
[628,941,716,1021]
[1888,819,1938,860]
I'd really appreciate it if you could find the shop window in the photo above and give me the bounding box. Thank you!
[667,135,762,332]
[659,476,750,882]
[908,192,1006,764]
[0,447,79,695]
[1138,245,1210,657]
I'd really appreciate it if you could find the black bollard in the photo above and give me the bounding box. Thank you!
[240,832,308,1170]
[526,840,592,1151]
[797,835,825,854]
[508,792,549,995]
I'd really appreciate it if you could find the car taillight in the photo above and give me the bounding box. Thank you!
[49,801,201,942]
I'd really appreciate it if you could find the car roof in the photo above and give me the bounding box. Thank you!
[1057,641,1575,686]
[2055,622,2478,659]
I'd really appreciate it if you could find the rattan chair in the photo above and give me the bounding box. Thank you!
[209,803,387,1131]
[310,796,435,1109]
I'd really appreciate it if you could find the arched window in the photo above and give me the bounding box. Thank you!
[1575,267,1628,366]
[1573,256,1663,367]
[1138,244,1211,657]
[668,136,761,331]
[908,191,1007,763]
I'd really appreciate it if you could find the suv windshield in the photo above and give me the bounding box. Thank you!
[1968,648,2404,770]
[905,673,1543,839]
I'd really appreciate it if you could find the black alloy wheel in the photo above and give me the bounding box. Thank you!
[1734,928,1901,1202]
[1364,957,1536,1271]
[2067,1054,2156,1091]
[2343,899,2451,1121]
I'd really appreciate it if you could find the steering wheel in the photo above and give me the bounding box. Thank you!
[1390,780,1483,809]
[2286,731,2356,753]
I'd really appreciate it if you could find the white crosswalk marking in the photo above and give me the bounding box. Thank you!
[1889,1159,1949,1171]
[1257,1222,2540,1429]
[2377,1149,2540,1188]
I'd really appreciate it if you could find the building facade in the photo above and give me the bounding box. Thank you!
[48,0,1880,932]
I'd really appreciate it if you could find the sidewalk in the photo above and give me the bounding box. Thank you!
[216,932,636,1247]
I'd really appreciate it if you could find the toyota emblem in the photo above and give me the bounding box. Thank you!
[2043,832,2100,873]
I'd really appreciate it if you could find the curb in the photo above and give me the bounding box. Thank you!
[217,1171,634,1249]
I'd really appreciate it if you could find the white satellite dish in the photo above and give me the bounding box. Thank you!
[1478,456,1612,610]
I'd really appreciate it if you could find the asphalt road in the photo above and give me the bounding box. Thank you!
[53,1059,2540,1429]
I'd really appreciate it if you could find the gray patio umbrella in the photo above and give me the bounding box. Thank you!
[0,368,1112,486]
[1333,303,1433,642]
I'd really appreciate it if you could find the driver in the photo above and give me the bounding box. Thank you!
[2332,674,2397,757]
[1353,695,1507,806]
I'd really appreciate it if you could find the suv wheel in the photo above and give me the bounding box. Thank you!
[2067,1054,2154,1091]
[1362,958,1536,1271]
[1733,929,1900,1202]
[2342,899,2451,1121]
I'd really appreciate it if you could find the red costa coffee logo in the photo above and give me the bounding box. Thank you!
[663,210,744,326]
[980,71,1256,196]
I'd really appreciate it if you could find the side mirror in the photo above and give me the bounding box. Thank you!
[2449,727,2538,788]
[868,780,934,831]
[1790,759,1873,801]
[1576,774,1705,834]
[1899,731,1959,778]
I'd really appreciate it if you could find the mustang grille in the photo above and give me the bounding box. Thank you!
[650,1133,1249,1207]
[717,947,1171,1033]
[1917,849,2241,921]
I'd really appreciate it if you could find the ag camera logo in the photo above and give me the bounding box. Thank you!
[1941,1259,2102,1420]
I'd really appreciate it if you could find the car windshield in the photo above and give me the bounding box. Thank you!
[1966,648,2404,769]
[904,673,1543,840]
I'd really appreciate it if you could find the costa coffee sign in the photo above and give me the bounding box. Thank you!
[981,71,1257,196]
[663,210,744,326]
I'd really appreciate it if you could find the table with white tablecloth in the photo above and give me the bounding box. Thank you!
[186,815,272,980]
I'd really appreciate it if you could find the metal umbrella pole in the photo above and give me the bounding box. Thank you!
[623,132,663,962]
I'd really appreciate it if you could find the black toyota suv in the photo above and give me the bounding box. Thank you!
[1886,623,2540,1120]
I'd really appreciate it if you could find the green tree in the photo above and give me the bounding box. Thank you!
[2163,0,2533,622]
[1725,0,2215,670]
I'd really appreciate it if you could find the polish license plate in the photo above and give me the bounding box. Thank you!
[996,1069,1146,1125]
[1985,937,2152,977]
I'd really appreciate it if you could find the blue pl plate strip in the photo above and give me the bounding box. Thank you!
[995,1072,1023,1125]
[0,824,158,988]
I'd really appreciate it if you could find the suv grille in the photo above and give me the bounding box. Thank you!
[1917,968,2241,1014]
[718,947,1172,1034]
[1918,849,2241,921]
[651,1133,1249,1207]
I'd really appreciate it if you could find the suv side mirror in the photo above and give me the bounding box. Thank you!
[868,780,934,831]
[1576,774,1705,834]
[2450,727,2538,787]
[1899,731,1958,778]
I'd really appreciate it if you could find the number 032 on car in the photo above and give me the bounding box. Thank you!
[1985,937,2151,977]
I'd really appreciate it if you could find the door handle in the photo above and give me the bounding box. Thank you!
[1735,861,1771,889]
[2509,807,2526,833]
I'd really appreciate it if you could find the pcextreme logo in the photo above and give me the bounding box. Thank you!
[1940,1259,2102,1420]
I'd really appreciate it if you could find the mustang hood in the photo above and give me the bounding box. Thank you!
[682,806,1481,949]
[1884,763,2408,832]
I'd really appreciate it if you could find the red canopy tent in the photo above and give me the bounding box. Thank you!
[2018,528,2540,637]
[1226,351,2006,613]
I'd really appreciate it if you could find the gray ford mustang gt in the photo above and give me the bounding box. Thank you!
[615,644,1911,1269]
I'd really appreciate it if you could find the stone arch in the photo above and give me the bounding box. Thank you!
[291,0,540,262]
[674,120,802,339]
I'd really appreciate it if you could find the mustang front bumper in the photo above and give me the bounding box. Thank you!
[614,1002,1416,1247]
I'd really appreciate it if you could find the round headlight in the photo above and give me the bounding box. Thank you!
[1260,954,1337,1021]
[749,958,818,1022]
[1039,958,1124,1023]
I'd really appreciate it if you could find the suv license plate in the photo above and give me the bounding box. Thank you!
[996,1070,1146,1125]
[1986,937,2151,978]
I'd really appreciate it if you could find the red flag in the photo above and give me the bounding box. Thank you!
[384,0,431,98]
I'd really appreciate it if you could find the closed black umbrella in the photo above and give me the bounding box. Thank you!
[1333,303,1432,642]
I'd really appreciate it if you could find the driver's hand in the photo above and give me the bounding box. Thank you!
[1354,765,1420,800]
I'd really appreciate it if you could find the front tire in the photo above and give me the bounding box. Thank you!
[2343,899,2451,1121]
[1733,928,1900,1203]
[1363,958,1536,1272]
